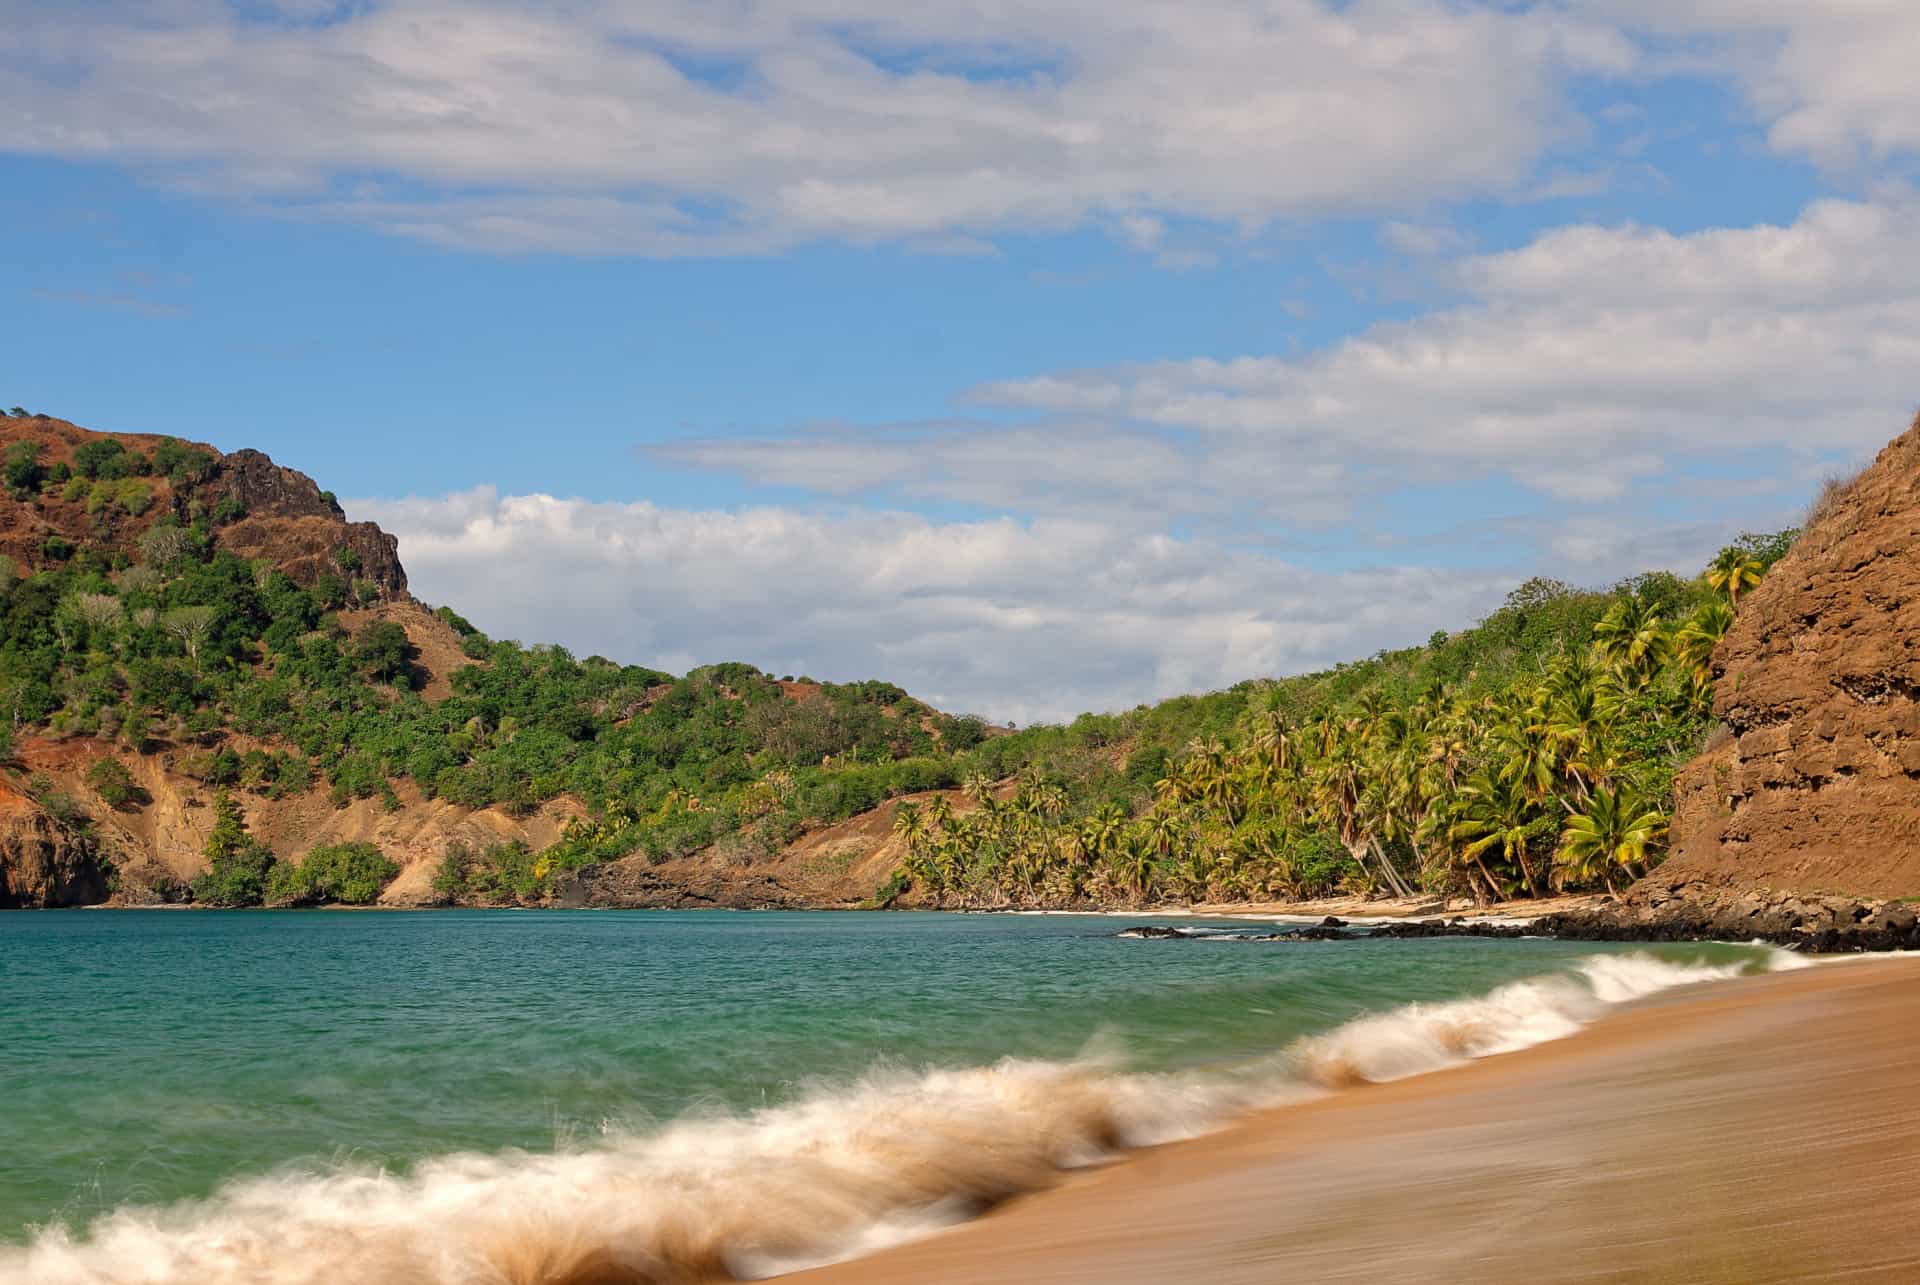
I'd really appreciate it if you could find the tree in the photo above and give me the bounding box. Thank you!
[1592,596,1668,685]
[1559,787,1666,893]
[1672,601,1735,682]
[69,592,125,641]
[1450,771,1548,899]
[162,605,219,668]
[192,790,276,906]
[3,441,44,495]
[139,524,197,571]
[267,841,399,906]
[1707,547,1764,607]
[352,620,416,685]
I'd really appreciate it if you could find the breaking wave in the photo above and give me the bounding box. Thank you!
[2,948,1795,1285]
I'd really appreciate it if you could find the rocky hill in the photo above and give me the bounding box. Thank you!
[0,416,405,597]
[0,412,982,909]
[1615,411,1920,933]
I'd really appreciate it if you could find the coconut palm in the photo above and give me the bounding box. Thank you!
[1706,548,1763,607]
[1672,600,1735,682]
[1559,786,1666,893]
[1592,597,1669,685]
[1449,771,1547,899]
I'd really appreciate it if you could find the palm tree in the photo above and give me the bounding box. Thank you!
[1082,802,1130,863]
[892,802,927,874]
[1108,835,1158,901]
[1706,548,1763,607]
[1311,731,1415,898]
[1672,600,1735,682]
[1142,808,1184,861]
[1559,786,1667,893]
[1450,771,1547,900]
[1592,597,1668,686]
[925,795,955,833]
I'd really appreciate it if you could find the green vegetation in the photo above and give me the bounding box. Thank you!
[0,422,1805,909]
[85,757,150,810]
[886,532,1799,907]
[190,792,276,906]
[265,841,400,906]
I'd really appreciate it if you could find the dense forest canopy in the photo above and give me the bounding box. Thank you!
[0,421,1800,908]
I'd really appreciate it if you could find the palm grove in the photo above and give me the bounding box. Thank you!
[0,424,1793,908]
[886,533,1791,908]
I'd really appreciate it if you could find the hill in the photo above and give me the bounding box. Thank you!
[0,408,1844,916]
[0,412,999,908]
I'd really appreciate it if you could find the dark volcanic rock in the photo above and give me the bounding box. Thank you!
[217,449,407,597]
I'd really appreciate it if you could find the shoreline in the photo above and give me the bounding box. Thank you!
[792,956,1920,1284]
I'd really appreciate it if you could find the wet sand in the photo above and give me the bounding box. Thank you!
[795,959,1920,1284]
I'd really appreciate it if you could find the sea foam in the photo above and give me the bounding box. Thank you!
[1,948,1795,1285]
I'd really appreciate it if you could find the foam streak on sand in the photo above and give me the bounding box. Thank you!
[1,950,1793,1285]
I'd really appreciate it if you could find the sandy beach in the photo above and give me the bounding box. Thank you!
[795,957,1920,1284]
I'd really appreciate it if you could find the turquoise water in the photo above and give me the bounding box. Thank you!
[0,910,1779,1277]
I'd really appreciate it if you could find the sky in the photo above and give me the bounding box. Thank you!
[2,1,1915,723]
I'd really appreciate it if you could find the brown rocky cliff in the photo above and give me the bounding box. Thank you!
[0,416,406,598]
[1656,411,1920,901]
[215,448,407,596]
[0,783,109,908]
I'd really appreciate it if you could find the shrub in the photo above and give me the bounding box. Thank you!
[153,438,218,486]
[431,842,473,901]
[116,478,153,516]
[86,757,150,810]
[4,441,45,495]
[193,839,276,906]
[267,841,399,906]
[72,439,146,481]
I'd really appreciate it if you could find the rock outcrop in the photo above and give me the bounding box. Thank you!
[1655,411,1920,904]
[215,449,407,596]
[0,416,407,599]
[0,785,109,908]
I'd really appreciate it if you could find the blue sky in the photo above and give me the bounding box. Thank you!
[3,1,1916,720]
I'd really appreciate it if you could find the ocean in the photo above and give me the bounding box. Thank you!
[0,909,1792,1282]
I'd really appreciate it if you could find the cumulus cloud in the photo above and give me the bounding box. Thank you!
[0,0,1632,254]
[666,196,1919,516]
[350,489,1535,722]
[985,196,1919,494]
[1597,1,1920,170]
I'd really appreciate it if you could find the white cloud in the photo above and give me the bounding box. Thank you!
[961,195,1920,503]
[351,488,1523,722]
[1599,2,1920,170]
[0,0,1632,254]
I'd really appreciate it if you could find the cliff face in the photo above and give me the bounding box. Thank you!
[215,448,407,596]
[0,785,109,908]
[1657,413,1920,901]
[0,417,406,598]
